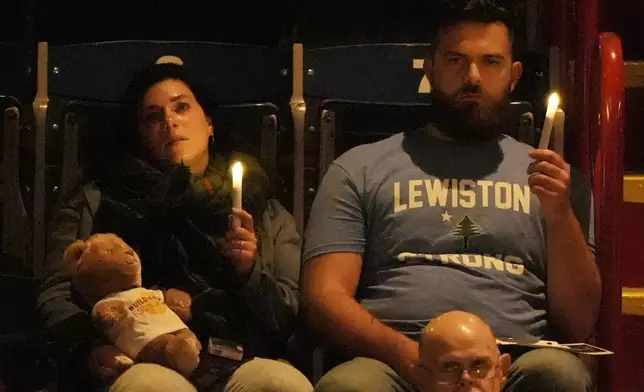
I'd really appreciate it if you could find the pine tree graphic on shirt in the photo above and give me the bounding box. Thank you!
[451,214,482,249]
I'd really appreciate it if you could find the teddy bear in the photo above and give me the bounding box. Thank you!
[64,233,202,378]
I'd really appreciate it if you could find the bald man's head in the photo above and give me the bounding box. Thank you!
[420,311,498,363]
[413,311,510,392]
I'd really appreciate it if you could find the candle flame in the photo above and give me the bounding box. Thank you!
[232,161,244,179]
[547,92,560,108]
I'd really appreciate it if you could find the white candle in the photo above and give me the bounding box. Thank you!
[538,92,560,149]
[231,162,243,228]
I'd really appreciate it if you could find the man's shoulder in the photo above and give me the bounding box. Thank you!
[499,134,535,153]
[493,135,538,170]
[333,132,406,171]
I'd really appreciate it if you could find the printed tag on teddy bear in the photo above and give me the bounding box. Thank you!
[208,337,244,361]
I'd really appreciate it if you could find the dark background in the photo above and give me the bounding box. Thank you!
[1,0,527,47]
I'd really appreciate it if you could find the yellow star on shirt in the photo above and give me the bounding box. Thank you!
[441,211,452,222]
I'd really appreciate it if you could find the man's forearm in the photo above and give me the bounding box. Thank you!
[547,209,601,342]
[303,289,418,375]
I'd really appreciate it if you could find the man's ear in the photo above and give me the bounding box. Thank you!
[207,117,214,136]
[498,353,512,386]
[510,61,523,92]
[409,362,432,392]
[423,55,434,84]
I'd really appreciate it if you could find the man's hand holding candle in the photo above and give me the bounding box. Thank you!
[529,92,572,225]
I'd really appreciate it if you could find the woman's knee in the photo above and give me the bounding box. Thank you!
[224,358,313,392]
[109,363,197,392]
[506,348,594,392]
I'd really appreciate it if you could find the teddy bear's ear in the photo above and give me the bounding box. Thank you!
[63,239,89,268]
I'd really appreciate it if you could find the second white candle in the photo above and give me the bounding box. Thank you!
[539,92,560,149]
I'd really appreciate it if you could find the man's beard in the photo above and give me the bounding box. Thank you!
[430,83,512,143]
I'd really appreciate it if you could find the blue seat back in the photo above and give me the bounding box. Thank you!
[296,43,535,229]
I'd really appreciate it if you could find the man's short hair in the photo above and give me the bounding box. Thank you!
[428,0,520,59]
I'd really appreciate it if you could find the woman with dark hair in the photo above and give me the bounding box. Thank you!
[37,63,313,392]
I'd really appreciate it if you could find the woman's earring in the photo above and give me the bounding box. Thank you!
[210,134,215,145]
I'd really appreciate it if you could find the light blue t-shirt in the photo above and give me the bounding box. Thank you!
[302,128,594,341]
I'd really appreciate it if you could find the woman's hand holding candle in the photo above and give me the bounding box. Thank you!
[226,162,257,280]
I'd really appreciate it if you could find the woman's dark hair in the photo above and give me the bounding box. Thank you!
[117,63,215,158]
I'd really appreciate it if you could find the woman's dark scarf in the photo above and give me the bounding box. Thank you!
[90,153,271,346]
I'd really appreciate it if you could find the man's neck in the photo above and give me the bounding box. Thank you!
[425,122,455,141]
[424,120,502,146]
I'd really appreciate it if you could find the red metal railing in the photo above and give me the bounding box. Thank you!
[593,32,624,392]
[544,2,625,390]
